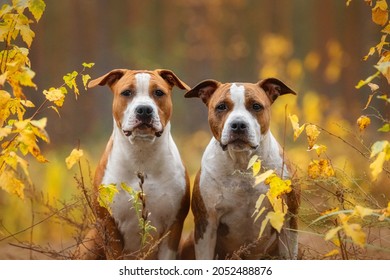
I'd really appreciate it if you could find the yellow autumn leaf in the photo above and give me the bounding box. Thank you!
[98,184,118,214]
[370,151,386,180]
[308,159,335,179]
[65,148,84,169]
[254,169,274,185]
[18,129,38,156]
[372,0,388,26]
[30,117,47,129]
[320,207,340,216]
[253,207,266,223]
[20,99,35,107]
[325,226,342,241]
[306,124,320,149]
[43,87,65,107]
[364,47,376,60]
[265,174,292,198]
[357,115,371,132]
[308,144,327,157]
[289,114,305,141]
[367,82,379,92]
[252,160,261,177]
[258,215,270,239]
[82,74,91,90]
[379,202,390,221]
[254,194,266,212]
[353,205,374,218]
[82,62,95,68]
[0,72,7,86]
[375,61,390,84]
[0,170,25,199]
[343,222,366,248]
[267,194,286,213]
[267,211,285,233]
[247,155,259,169]
[0,127,12,138]
[324,249,339,257]
[28,0,46,22]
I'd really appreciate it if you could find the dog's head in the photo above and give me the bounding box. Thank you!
[185,78,296,152]
[89,69,189,142]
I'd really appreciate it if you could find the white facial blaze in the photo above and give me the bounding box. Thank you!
[135,73,151,96]
[220,83,261,147]
[121,73,162,136]
[230,83,246,111]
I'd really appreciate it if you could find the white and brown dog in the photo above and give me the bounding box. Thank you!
[183,78,300,259]
[76,69,190,259]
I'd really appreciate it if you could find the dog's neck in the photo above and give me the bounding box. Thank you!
[218,130,287,177]
[109,120,172,172]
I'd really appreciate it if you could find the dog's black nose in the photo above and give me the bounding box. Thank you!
[230,121,248,133]
[135,105,153,121]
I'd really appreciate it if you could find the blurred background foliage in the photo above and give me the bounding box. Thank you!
[1,0,389,259]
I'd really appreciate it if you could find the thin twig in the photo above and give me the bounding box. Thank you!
[314,123,390,176]
[0,201,80,242]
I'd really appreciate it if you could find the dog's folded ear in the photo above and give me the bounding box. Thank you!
[88,69,126,88]
[156,69,190,91]
[258,78,297,103]
[185,79,221,106]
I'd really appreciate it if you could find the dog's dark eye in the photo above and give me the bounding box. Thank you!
[154,89,165,97]
[252,103,264,111]
[216,103,228,112]
[121,90,132,97]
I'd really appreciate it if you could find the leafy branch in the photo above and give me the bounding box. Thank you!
[0,0,94,200]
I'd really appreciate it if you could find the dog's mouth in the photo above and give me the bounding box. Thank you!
[220,136,258,151]
[123,123,163,138]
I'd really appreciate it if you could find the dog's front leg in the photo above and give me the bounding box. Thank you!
[194,216,218,260]
[157,239,177,260]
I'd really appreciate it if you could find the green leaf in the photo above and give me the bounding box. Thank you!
[82,62,95,68]
[378,123,390,132]
[355,71,381,89]
[370,140,389,158]
[63,71,79,97]
[28,0,46,22]
[377,94,390,104]
[98,184,118,214]
[82,74,91,90]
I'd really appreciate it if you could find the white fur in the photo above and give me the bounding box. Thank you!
[195,84,297,259]
[101,122,186,259]
[101,73,186,259]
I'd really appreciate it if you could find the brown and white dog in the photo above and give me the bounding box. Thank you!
[183,78,300,259]
[76,69,190,259]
